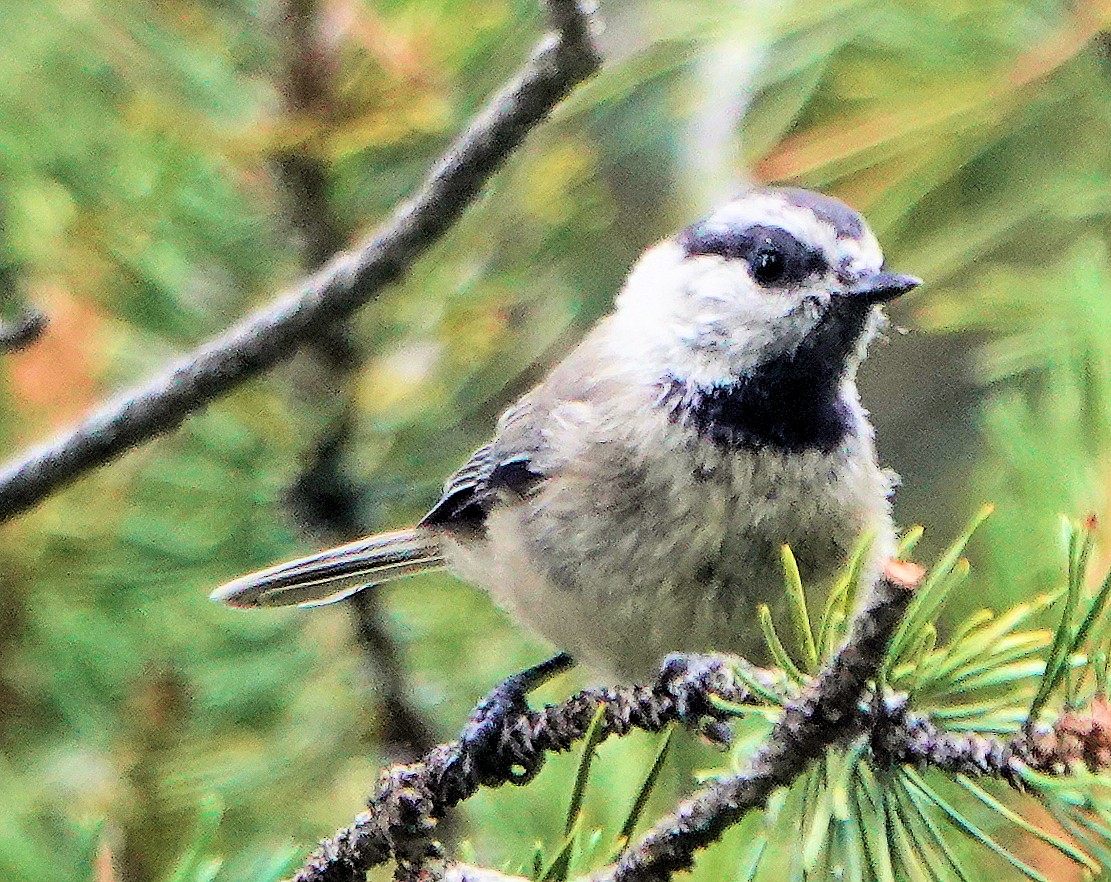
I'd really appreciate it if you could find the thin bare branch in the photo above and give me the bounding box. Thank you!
[0,308,47,353]
[0,0,600,522]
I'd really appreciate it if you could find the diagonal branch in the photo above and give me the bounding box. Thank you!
[0,0,600,523]
[289,563,921,882]
[597,560,921,882]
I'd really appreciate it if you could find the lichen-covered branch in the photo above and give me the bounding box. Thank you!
[0,0,601,522]
[291,652,760,882]
[285,558,1111,882]
[598,561,922,882]
[874,693,1111,782]
[291,564,919,882]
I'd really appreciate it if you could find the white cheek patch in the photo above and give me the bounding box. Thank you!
[608,189,891,389]
[835,233,883,278]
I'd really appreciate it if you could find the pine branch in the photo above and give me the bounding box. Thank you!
[599,561,922,882]
[276,549,1111,882]
[874,693,1111,781]
[0,0,601,522]
[289,564,919,882]
[291,653,760,882]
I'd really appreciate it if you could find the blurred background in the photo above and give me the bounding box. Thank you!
[2,0,1111,879]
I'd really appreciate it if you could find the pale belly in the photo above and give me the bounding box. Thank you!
[444,441,895,681]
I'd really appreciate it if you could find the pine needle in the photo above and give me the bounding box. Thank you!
[537,829,579,882]
[885,504,993,672]
[902,768,1051,882]
[781,544,819,671]
[897,525,925,558]
[895,776,972,882]
[613,729,673,856]
[758,604,807,684]
[954,774,1097,872]
[563,704,607,839]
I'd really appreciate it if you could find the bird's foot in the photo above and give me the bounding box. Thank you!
[459,652,575,782]
[656,653,765,746]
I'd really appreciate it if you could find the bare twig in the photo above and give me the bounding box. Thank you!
[273,0,439,763]
[0,0,600,522]
[0,308,47,353]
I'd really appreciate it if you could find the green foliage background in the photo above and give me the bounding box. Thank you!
[2,0,1111,879]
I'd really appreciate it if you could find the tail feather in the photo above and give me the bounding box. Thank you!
[211,528,445,609]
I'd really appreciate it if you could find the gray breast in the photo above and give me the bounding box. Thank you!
[481,412,894,677]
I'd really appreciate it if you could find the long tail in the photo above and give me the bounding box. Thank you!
[210,528,445,609]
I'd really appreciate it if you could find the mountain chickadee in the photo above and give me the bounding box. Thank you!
[212,187,920,679]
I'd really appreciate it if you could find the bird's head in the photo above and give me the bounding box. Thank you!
[609,187,920,391]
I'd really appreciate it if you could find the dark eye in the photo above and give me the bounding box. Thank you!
[751,247,786,285]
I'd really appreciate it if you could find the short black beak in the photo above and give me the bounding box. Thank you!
[843,270,922,303]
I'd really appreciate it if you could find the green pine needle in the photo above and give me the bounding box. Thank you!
[613,728,673,856]
[954,774,1097,872]
[1065,565,1111,677]
[831,740,869,823]
[803,762,836,872]
[758,603,807,684]
[902,768,1050,882]
[894,782,972,882]
[537,829,579,882]
[564,704,607,838]
[1029,519,1091,725]
[899,622,938,696]
[781,544,819,672]
[738,833,770,882]
[886,792,934,882]
[722,663,789,708]
[816,530,876,661]
[836,807,867,882]
[853,780,897,882]
[887,558,970,675]
[914,592,1059,697]
[1027,519,1111,727]
[943,608,995,656]
[897,525,926,558]
[885,504,993,673]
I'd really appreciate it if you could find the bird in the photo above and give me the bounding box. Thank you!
[212,186,920,681]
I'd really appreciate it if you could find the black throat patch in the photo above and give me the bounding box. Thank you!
[660,305,870,454]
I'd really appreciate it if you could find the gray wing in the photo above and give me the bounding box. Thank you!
[419,401,546,529]
[420,321,616,530]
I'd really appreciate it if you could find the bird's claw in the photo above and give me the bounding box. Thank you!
[657,653,749,746]
[460,652,575,782]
